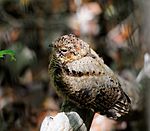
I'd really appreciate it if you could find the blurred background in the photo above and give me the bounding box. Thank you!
[0,0,150,131]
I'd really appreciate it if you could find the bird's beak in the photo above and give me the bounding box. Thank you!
[49,44,54,48]
[49,42,55,48]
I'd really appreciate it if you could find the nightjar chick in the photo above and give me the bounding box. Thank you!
[49,34,131,120]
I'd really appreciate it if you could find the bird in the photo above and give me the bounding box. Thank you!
[48,34,131,120]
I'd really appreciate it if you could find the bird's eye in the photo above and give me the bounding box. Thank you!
[61,48,68,53]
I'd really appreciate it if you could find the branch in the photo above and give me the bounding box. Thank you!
[40,100,94,131]
[61,100,95,130]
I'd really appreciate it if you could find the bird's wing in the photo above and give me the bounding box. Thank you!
[89,49,131,119]
[63,56,130,119]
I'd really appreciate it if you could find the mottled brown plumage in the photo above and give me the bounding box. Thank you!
[49,34,131,120]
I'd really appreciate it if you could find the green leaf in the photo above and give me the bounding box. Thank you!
[0,50,16,61]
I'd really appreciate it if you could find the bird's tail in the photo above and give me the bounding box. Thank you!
[106,92,131,120]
